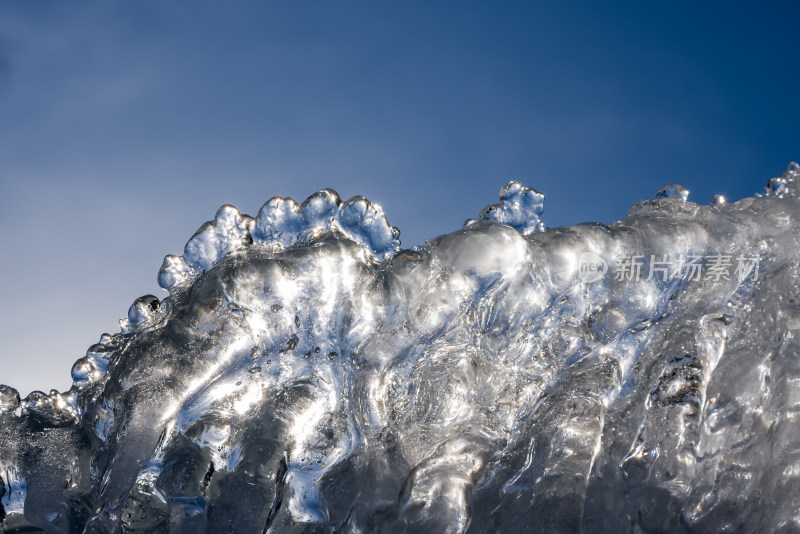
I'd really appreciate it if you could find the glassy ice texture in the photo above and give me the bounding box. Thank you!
[2,167,800,533]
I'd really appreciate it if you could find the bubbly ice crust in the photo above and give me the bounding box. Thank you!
[2,168,800,533]
[157,190,400,294]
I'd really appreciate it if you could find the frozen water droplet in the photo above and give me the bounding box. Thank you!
[766,177,788,198]
[711,194,727,206]
[655,185,690,201]
[787,161,799,172]
[71,357,100,385]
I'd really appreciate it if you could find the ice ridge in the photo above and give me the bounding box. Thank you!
[1,165,800,533]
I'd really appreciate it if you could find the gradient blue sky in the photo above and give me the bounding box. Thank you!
[1,1,798,395]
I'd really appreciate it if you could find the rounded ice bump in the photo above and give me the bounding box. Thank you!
[474,181,545,235]
[0,384,20,412]
[336,196,400,261]
[120,295,162,334]
[183,205,254,273]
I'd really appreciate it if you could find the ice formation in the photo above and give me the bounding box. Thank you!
[2,164,800,533]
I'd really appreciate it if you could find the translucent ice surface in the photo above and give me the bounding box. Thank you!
[3,165,800,533]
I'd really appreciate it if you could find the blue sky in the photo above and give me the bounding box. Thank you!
[1,1,798,394]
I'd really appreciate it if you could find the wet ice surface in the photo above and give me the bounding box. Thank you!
[2,166,800,533]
